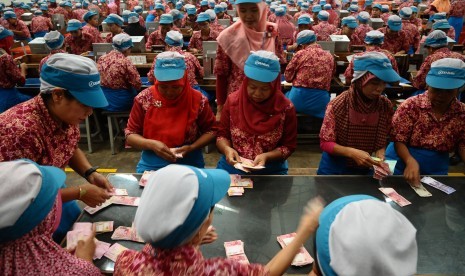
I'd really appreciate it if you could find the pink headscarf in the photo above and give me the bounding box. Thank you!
[217,2,278,69]
[0,196,102,276]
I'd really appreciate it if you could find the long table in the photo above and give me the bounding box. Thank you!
[77,174,465,275]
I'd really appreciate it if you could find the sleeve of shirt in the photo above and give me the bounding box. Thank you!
[276,104,297,159]
[6,55,25,86]
[217,98,232,142]
[196,96,217,135]
[284,51,300,83]
[205,258,269,276]
[274,36,286,64]
[126,61,142,90]
[20,21,31,37]
[191,54,204,79]
[344,60,354,81]
[125,96,145,138]
[412,56,431,90]
[319,102,338,151]
[214,44,231,76]
[390,99,416,143]
[188,34,197,50]
[145,32,155,48]
[401,31,410,52]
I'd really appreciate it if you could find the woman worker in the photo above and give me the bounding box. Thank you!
[125,51,216,172]
[0,160,101,275]
[0,54,112,240]
[217,51,297,175]
[97,34,142,112]
[115,164,324,276]
[214,0,284,120]
[317,52,400,175]
[386,58,465,186]
[0,26,30,113]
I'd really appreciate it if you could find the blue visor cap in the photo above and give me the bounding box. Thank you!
[316,195,380,276]
[45,34,64,49]
[432,12,446,21]
[200,0,208,5]
[4,11,17,19]
[320,0,327,5]
[40,4,48,10]
[104,14,124,26]
[297,33,316,45]
[214,6,224,13]
[0,159,65,243]
[426,67,465,90]
[155,58,186,81]
[364,34,384,44]
[244,54,280,83]
[155,3,165,10]
[342,17,358,28]
[186,7,197,14]
[196,12,210,22]
[365,0,373,7]
[432,20,451,30]
[134,6,143,12]
[373,3,382,10]
[318,11,329,21]
[0,28,14,40]
[83,1,89,7]
[354,57,400,83]
[83,10,98,21]
[387,19,402,31]
[235,0,261,4]
[176,2,183,9]
[298,16,311,25]
[41,55,108,108]
[411,6,418,13]
[312,5,322,12]
[66,20,82,31]
[152,166,230,249]
[159,14,174,24]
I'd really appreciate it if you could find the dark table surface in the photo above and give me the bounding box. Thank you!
[79,174,465,275]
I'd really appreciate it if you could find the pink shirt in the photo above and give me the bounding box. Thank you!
[97,50,142,90]
[73,8,88,22]
[391,92,465,152]
[115,244,269,276]
[284,43,335,91]
[0,53,25,88]
[31,16,53,33]
[0,96,80,168]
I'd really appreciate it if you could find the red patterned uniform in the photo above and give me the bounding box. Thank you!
[4,19,31,39]
[39,49,66,72]
[401,20,420,50]
[351,23,373,45]
[82,24,104,43]
[145,29,166,48]
[97,50,142,90]
[313,21,338,41]
[65,32,94,54]
[378,27,410,53]
[0,54,25,88]
[30,16,53,33]
[187,29,219,52]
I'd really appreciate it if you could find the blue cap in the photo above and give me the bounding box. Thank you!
[312,4,322,12]
[200,0,208,5]
[373,3,382,10]
[235,0,261,4]
[0,26,14,40]
[83,10,98,21]
[432,19,451,30]
[324,4,331,10]
[425,30,448,47]
[134,165,230,249]
[353,52,400,83]
[432,12,446,21]
[208,1,215,8]
[34,10,43,15]
[44,30,64,49]
[159,13,174,24]
[364,0,373,7]
[196,12,210,22]
[364,30,384,44]
[155,51,186,81]
[387,15,402,31]
[342,16,358,28]
[426,58,465,90]
[275,7,285,16]
[83,1,89,7]
[318,10,329,21]
[4,11,17,19]
[41,53,108,108]
[104,13,124,26]
[357,11,370,23]
[186,5,197,15]
[349,4,358,12]
[63,1,72,7]
[176,1,183,9]
[214,5,224,13]
[66,19,82,31]
[320,0,327,5]
[165,30,183,46]
[170,9,184,21]
[244,51,280,82]
[112,33,133,50]
[50,0,56,3]
[399,7,412,19]
[298,15,312,25]
[0,160,64,243]
[297,30,316,45]
[155,3,165,10]
[301,2,309,10]
[134,5,143,12]
[410,6,418,13]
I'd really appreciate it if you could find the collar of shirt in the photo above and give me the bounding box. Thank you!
[419,91,463,115]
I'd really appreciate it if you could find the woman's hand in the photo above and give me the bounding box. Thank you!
[349,148,379,168]
[79,184,111,207]
[75,229,96,263]
[224,146,240,166]
[374,148,386,161]
[404,157,420,187]
[201,226,218,245]
[174,145,193,157]
[296,197,325,237]
[87,172,113,192]
[253,153,268,167]
[151,140,176,162]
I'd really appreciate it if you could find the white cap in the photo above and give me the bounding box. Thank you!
[166,30,183,45]
[157,50,185,60]
[358,11,370,21]
[112,33,132,50]
[219,2,228,8]
[381,4,389,9]
[251,50,279,61]
[205,8,216,20]
[399,6,412,18]
[128,13,139,23]
[318,10,329,19]
[44,30,65,49]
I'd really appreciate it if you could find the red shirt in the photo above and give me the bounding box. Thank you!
[0,96,80,168]
[401,20,420,50]
[450,0,465,17]
[115,244,269,276]
[351,23,373,46]
[313,21,338,41]
[97,50,142,90]
[5,19,31,39]
[217,92,297,160]
[0,53,25,88]
[378,27,410,53]
[284,43,335,91]
[147,47,203,86]
[73,8,88,22]
[145,30,166,48]
[65,32,94,54]
[82,24,104,43]
[391,92,465,152]
[187,29,219,52]
[31,16,53,33]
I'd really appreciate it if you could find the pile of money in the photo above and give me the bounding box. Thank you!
[111,225,144,243]
[378,187,412,207]
[84,194,140,214]
[104,243,129,262]
[224,240,250,264]
[277,233,314,266]
[234,157,266,173]
[228,175,253,196]
[139,171,155,187]
[373,161,392,180]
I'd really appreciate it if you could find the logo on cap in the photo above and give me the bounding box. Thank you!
[89,80,100,87]
[255,60,270,68]
[162,63,177,67]
[437,70,455,75]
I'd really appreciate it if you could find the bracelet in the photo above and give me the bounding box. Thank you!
[79,186,87,200]
[84,166,99,180]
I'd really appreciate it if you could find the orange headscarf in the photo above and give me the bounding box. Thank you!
[430,0,451,13]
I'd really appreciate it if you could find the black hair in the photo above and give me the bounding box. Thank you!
[40,89,76,102]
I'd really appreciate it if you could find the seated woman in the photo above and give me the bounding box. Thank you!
[0,26,31,113]
[187,12,219,54]
[318,52,400,175]
[39,31,66,72]
[216,51,297,175]
[97,34,142,112]
[30,9,53,38]
[0,160,101,275]
[115,164,323,276]
[125,51,216,173]
[386,58,465,186]
[124,12,147,37]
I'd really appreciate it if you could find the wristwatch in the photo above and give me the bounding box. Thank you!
[84,166,99,180]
